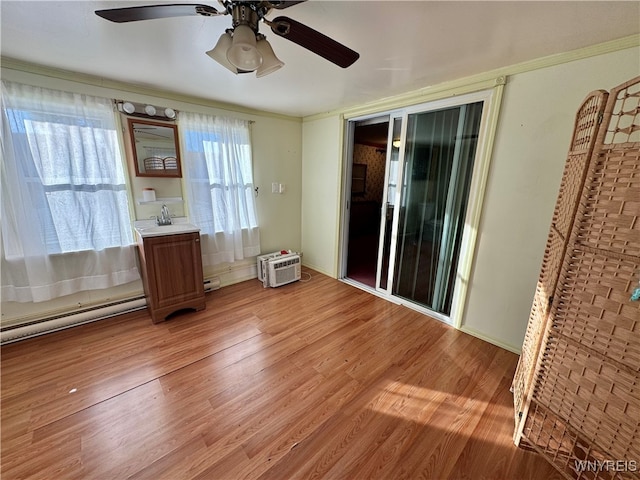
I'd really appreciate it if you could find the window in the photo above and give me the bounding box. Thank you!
[1,81,138,302]
[179,112,260,266]
[2,82,133,254]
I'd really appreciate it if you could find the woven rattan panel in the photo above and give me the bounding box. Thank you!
[554,153,595,238]
[513,226,565,420]
[604,79,640,146]
[578,148,640,258]
[554,249,640,370]
[515,76,640,480]
[554,91,612,238]
[533,334,640,459]
[524,400,635,480]
[512,90,609,442]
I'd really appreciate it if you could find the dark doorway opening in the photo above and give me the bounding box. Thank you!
[346,119,389,288]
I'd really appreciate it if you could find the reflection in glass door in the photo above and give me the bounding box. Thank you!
[376,116,402,292]
[392,102,483,315]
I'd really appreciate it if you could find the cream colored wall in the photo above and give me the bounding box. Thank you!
[1,66,302,325]
[300,44,639,352]
[301,115,342,275]
[461,46,640,351]
[252,120,302,254]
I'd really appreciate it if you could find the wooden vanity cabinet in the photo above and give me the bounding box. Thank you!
[137,232,206,323]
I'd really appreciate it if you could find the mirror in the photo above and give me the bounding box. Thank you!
[128,118,182,177]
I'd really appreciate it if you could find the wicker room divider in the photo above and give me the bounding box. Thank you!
[512,76,640,480]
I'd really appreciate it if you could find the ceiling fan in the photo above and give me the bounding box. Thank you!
[95,1,360,77]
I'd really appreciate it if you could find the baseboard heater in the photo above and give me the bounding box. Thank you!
[0,297,147,345]
[1,278,221,345]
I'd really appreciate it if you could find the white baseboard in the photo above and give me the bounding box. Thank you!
[459,325,522,354]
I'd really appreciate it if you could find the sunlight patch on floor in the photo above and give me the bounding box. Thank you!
[368,379,489,425]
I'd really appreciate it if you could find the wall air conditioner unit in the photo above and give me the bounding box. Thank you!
[264,254,301,288]
[257,251,284,283]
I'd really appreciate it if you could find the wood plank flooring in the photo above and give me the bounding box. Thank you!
[1,269,563,479]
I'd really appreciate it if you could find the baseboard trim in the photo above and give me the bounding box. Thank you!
[459,325,522,354]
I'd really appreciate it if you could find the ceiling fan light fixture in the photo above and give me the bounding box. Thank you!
[227,24,262,71]
[96,1,360,78]
[256,36,284,77]
[206,31,239,74]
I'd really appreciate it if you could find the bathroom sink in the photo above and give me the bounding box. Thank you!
[134,222,200,238]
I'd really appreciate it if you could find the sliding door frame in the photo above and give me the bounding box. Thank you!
[376,113,405,295]
[340,82,505,329]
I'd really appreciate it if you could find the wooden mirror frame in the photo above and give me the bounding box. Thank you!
[128,118,182,178]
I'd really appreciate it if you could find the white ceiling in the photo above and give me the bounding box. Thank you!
[2,1,639,117]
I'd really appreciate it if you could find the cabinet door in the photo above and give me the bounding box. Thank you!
[147,233,204,308]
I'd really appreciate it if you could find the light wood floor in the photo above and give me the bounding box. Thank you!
[1,269,562,479]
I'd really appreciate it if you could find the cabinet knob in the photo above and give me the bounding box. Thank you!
[195,238,200,243]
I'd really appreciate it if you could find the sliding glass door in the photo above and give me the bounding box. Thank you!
[392,102,483,315]
[348,91,491,322]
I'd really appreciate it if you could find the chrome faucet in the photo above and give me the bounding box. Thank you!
[156,204,172,226]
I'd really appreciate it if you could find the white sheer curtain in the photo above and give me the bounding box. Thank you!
[1,81,139,303]
[179,112,260,266]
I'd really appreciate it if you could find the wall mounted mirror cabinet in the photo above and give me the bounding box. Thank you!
[128,118,182,177]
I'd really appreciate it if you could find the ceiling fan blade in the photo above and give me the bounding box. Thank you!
[267,1,308,9]
[270,16,359,68]
[95,4,221,23]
